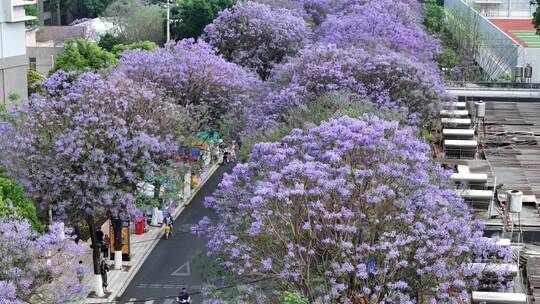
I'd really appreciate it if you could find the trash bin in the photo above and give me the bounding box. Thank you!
[135,216,145,235]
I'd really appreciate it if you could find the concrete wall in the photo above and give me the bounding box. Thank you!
[0,55,27,107]
[0,22,26,57]
[27,46,63,75]
[35,26,84,43]
[519,48,540,82]
[0,3,30,106]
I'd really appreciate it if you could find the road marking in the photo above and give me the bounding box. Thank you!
[143,301,154,304]
[171,262,191,276]
[163,299,175,304]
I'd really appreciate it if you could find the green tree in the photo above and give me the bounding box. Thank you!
[105,0,165,44]
[533,0,540,34]
[0,177,42,232]
[98,32,126,51]
[111,41,157,56]
[79,0,115,17]
[24,4,39,27]
[51,38,116,74]
[425,2,445,34]
[50,0,113,19]
[27,70,45,95]
[170,0,236,40]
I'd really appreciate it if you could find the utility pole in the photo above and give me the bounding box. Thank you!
[166,0,171,42]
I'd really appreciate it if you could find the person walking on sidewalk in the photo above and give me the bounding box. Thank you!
[76,260,85,283]
[100,260,110,293]
[230,141,237,162]
[102,234,110,259]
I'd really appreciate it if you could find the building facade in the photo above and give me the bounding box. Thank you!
[0,0,36,106]
[467,0,537,18]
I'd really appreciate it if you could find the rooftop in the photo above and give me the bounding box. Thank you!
[442,101,540,231]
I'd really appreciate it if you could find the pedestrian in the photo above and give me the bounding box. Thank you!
[96,227,104,244]
[100,260,110,293]
[72,224,81,244]
[102,234,110,259]
[76,260,85,283]
[177,287,191,303]
[223,145,229,164]
[230,141,237,162]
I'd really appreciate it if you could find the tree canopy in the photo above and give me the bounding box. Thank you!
[0,219,85,302]
[195,114,511,303]
[169,0,236,40]
[533,0,540,34]
[51,39,116,74]
[104,0,165,44]
[203,1,309,80]
[0,176,41,232]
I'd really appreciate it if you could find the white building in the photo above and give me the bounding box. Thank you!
[0,0,36,106]
[466,0,537,18]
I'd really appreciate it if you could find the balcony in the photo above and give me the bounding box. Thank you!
[11,0,38,6]
[474,0,503,3]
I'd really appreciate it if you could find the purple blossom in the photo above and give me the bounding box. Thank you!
[194,115,510,302]
[204,1,309,80]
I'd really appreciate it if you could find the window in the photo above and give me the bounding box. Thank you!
[29,58,37,71]
[43,0,50,12]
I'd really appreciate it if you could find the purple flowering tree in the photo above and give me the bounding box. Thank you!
[316,0,440,61]
[203,1,309,80]
[114,39,261,137]
[0,71,175,297]
[0,218,86,303]
[195,115,510,303]
[247,44,447,131]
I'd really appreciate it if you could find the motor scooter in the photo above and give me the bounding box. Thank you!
[164,224,171,239]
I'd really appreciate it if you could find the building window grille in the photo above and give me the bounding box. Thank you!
[29,58,37,71]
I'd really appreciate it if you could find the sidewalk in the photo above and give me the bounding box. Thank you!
[81,162,221,303]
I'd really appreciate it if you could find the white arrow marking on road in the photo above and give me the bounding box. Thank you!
[171,262,191,276]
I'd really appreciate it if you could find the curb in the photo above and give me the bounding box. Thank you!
[109,163,222,302]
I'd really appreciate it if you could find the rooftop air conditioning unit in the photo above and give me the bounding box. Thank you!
[515,66,525,78]
[524,64,533,78]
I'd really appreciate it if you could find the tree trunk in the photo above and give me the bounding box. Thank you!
[85,214,104,297]
[111,216,123,270]
[153,179,161,202]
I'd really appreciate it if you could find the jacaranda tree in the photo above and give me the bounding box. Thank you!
[115,39,261,138]
[0,71,175,297]
[195,115,511,303]
[0,218,86,303]
[316,0,440,61]
[203,1,309,80]
[247,44,447,131]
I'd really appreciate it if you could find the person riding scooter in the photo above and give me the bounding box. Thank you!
[177,287,191,304]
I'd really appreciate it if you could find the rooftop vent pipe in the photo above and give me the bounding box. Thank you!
[508,190,523,213]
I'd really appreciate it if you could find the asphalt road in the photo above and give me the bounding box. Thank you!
[119,164,233,303]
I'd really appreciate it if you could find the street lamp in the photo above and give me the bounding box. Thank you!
[166,0,171,42]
